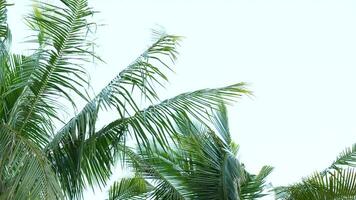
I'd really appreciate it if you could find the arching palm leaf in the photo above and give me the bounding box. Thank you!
[44,31,183,198]
[275,144,356,200]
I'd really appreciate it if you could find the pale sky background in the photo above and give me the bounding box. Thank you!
[7,0,356,199]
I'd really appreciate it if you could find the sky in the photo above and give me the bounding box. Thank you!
[7,0,356,199]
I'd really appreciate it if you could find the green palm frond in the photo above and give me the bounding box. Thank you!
[0,124,62,199]
[111,103,270,200]
[0,0,11,54]
[107,177,153,200]
[121,143,193,200]
[97,83,250,150]
[0,0,97,198]
[329,144,356,170]
[179,128,241,200]
[9,0,96,145]
[47,33,181,151]
[240,165,273,200]
[44,33,182,197]
[275,168,356,200]
[49,82,248,198]
[145,152,191,200]
[0,0,254,199]
[0,54,35,121]
[105,98,276,200]
[0,38,62,200]
[275,144,356,200]
[211,103,231,146]
[179,103,245,199]
[0,0,8,36]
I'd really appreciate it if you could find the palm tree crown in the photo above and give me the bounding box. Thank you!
[0,0,249,199]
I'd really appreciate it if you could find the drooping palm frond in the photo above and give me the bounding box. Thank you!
[47,82,248,198]
[35,8,250,196]
[86,83,249,193]
[33,11,249,197]
[96,83,250,151]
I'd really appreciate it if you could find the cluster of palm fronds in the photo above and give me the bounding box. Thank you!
[1,0,356,200]
[0,0,252,199]
[108,104,273,200]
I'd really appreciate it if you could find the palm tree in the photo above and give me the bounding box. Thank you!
[107,104,273,200]
[0,0,250,199]
[275,144,356,200]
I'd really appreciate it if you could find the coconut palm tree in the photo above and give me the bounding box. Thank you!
[275,144,356,200]
[0,0,250,199]
[107,104,273,200]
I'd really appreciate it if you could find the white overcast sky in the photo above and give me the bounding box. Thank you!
[7,0,356,199]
